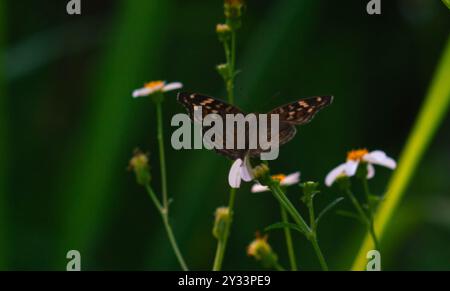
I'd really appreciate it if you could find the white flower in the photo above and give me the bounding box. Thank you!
[132,81,183,98]
[251,172,300,193]
[325,149,396,187]
[228,156,254,188]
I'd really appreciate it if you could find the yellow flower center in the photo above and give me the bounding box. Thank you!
[271,174,286,182]
[144,80,165,90]
[347,148,369,161]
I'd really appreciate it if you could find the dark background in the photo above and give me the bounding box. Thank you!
[1,0,449,270]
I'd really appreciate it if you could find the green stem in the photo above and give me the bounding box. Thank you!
[212,28,238,272]
[310,235,328,271]
[345,189,379,250]
[212,188,236,271]
[144,184,188,271]
[280,205,298,271]
[269,183,329,271]
[155,101,169,210]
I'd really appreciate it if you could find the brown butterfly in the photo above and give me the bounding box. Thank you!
[177,92,333,160]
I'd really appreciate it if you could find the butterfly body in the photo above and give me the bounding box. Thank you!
[177,92,333,160]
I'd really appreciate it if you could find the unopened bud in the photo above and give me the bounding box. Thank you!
[247,233,279,269]
[129,149,151,185]
[213,207,231,241]
[216,23,231,42]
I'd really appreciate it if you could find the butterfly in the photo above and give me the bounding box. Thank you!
[177,92,333,160]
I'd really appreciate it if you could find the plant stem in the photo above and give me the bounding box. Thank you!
[212,28,238,272]
[309,234,328,271]
[155,101,169,210]
[212,187,236,271]
[269,183,329,271]
[144,184,188,271]
[345,189,379,251]
[280,204,298,271]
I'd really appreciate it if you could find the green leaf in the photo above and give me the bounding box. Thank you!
[336,210,365,224]
[264,222,303,234]
[315,197,344,226]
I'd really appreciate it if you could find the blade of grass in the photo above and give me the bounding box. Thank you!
[352,35,450,270]
[0,0,8,269]
[57,0,171,268]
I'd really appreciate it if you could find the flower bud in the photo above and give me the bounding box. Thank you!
[216,23,231,42]
[224,0,244,29]
[224,0,244,18]
[129,149,151,185]
[247,233,279,269]
[252,163,270,183]
[216,63,230,80]
[213,207,231,241]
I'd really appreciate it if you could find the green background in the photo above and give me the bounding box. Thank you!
[1,0,449,270]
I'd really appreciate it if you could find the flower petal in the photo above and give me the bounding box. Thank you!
[251,184,269,193]
[281,172,300,186]
[325,163,348,187]
[367,164,375,179]
[344,160,359,177]
[240,156,253,182]
[364,150,396,169]
[162,82,183,92]
[228,159,243,188]
[132,87,153,98]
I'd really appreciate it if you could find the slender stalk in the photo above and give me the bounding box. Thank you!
[269,183,329,271]
[309,235,328,271]
[212,188,236,271]
[144,185,188,271]
[212,27,238,272]
[280,205,298,271]
[345,189,379,250]
[352,36,450,270]
[360,178,380,250]
[155,102,169,210]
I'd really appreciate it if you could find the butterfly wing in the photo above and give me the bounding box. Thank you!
[177,92,247,160]
[248,96,333,157]
[269,96,333,126]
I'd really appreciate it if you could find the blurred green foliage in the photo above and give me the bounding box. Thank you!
[2,0,450,270]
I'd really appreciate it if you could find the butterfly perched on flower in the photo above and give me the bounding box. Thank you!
[177,92,333,160]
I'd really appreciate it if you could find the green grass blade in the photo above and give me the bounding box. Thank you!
[352,35,450,270]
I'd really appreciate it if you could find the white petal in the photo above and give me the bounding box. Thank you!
[240,156,253,182]
[228,159,243,188]
[251,184,269,193]
[281,172,300,186]
[325,163,348,187]
[163,82,183,92]
[344,160,359,177]
[132,87,152,98]
[367,164,375,179]
[364,150,396,169]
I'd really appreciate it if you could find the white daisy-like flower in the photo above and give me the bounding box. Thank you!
[228,156,254,188]
[325,149,396,187]
[132,80,183,98]
[251,172,300,193]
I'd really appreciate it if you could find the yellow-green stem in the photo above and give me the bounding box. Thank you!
[156,102,169,210]
[144,185,188,271]
[352,35,450,270]
[280,205,298,271]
